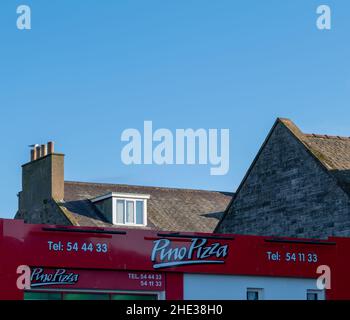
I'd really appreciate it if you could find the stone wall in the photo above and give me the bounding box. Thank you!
[15,198,70,225]
[216,122,350,239]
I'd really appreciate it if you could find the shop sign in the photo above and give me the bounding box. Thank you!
[151,238,229,269]
[30,268,79,287]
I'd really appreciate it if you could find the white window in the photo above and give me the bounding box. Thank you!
[91,192,150,227]
[116,200,125,224]
[115,198,145,225]
[306,289,324,300]
[246,288,263,300]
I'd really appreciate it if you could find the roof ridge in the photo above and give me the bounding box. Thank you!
[277,118,305,140]
[278,118,350,141]
[278,119,350,199]
[64,180,233,195]
[278,120,336,169]
[304,133,350,140]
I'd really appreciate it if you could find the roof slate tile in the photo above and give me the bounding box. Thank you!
[61,181,233,232]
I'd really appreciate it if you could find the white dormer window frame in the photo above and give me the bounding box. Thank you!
[113,197,148,226]
[91,192,150,227]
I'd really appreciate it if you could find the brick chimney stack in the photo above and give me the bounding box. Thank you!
[17,142,65,223]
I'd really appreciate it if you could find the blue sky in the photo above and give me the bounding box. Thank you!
[0,1,349,218]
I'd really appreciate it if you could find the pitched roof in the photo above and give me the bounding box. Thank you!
[215,117,350,232]
[279,118,350,195]
[58,181,233,232]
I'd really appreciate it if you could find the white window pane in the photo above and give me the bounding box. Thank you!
[116,200,125,224]
[136,201,143,225]
[307,290,322,300]
[247,290,259,300]
[126,201,134,223]
[307,293,318,300]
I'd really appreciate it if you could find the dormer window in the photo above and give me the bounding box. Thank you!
[116,199,144,225]
[91,192,150,226]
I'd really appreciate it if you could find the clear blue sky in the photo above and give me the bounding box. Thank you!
[0,1,349,218]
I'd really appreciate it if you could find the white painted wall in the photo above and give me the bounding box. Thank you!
[184,274,325,300]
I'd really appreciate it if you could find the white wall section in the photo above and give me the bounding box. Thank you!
[184,274,325,300]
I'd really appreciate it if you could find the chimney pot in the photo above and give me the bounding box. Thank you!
[35,145,41,158]
[30,149,36,161]
[48,141,54,154]
[41,144,47,157]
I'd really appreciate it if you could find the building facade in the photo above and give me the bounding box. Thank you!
[216,118,350,239]
[15,118,350,239]
[7,119,350,301]
[2,218,350,300]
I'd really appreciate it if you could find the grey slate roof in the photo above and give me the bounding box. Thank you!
[59,181,233,232]
[280,119,350,197]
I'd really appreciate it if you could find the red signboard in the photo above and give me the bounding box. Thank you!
[30,268,165,291]
[1,218,350,300]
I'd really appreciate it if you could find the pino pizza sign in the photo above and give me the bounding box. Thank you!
[151,238,229,269]
[30,268,79,287]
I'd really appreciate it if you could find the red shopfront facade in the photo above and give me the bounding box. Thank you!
[1,218,350,300]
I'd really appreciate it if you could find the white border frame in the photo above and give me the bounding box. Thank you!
[91,192,150,203]
[113,197,148,227]
[246,287,264,300]
[306,289,325,300]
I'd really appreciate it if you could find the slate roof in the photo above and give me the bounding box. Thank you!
[58,181,233,232]
[279,118,350,196]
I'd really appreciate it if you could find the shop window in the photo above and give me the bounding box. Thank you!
[24,292,61,300]
[63,293,110,300]
[246,288,263,300]
[24,291,159,300]
[111,294,158,300]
